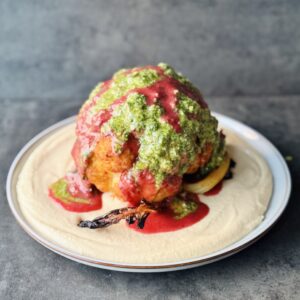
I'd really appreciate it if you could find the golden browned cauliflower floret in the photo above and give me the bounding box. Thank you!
[72,63,225,205]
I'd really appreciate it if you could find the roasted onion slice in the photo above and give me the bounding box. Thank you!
[183,154,230,194]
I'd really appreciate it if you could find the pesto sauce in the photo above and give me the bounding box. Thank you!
[170,197,198,219]
[91,68,160,112]
[85,63,225,186]
[158,63,198,92]
[200,134,226,177]
[102,92,221,185]
[49,178,90,204]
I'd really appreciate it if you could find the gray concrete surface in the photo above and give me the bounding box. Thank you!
[0,96,299,299]
[1,0,300,100]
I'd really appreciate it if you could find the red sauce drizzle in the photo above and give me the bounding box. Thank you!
[129,193,209,234]
[49,189,102,213]
[119,170,182,206]
[135,78,181,132]
[72,65,207,176]
[48,173,102,213]
[69,65,208,208]
[204,181,223,196]
[73,79,113,176]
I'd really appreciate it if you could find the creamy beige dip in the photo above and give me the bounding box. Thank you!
[17,123,272,264]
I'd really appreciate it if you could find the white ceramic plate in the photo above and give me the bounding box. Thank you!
[6,113,291,272]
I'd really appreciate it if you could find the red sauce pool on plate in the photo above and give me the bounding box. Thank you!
[48,173,102,213]
[128,193,209,234]
[49,189,102,213]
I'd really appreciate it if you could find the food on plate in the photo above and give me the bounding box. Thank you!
[48,63,233,231]
[17,122,273,263]
[183,154,231,194]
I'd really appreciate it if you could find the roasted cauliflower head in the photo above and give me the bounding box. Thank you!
[72,63,225,205]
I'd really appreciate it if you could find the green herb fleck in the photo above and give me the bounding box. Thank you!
[170,197,198,219]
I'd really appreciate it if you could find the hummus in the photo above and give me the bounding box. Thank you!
[16,123,272,264]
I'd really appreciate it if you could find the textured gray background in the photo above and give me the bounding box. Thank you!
[1,0,300,99]
[1,1,299,299]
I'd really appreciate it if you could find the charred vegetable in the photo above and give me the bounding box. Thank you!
[78,201,157,229]
[183,154,230,194]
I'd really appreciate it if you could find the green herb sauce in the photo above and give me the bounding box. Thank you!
[49,178,90,204]
[92,68,160,112]
[82,63,225,186]
[170,197,198,219]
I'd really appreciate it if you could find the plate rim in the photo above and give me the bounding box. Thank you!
[6,113,291,272]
